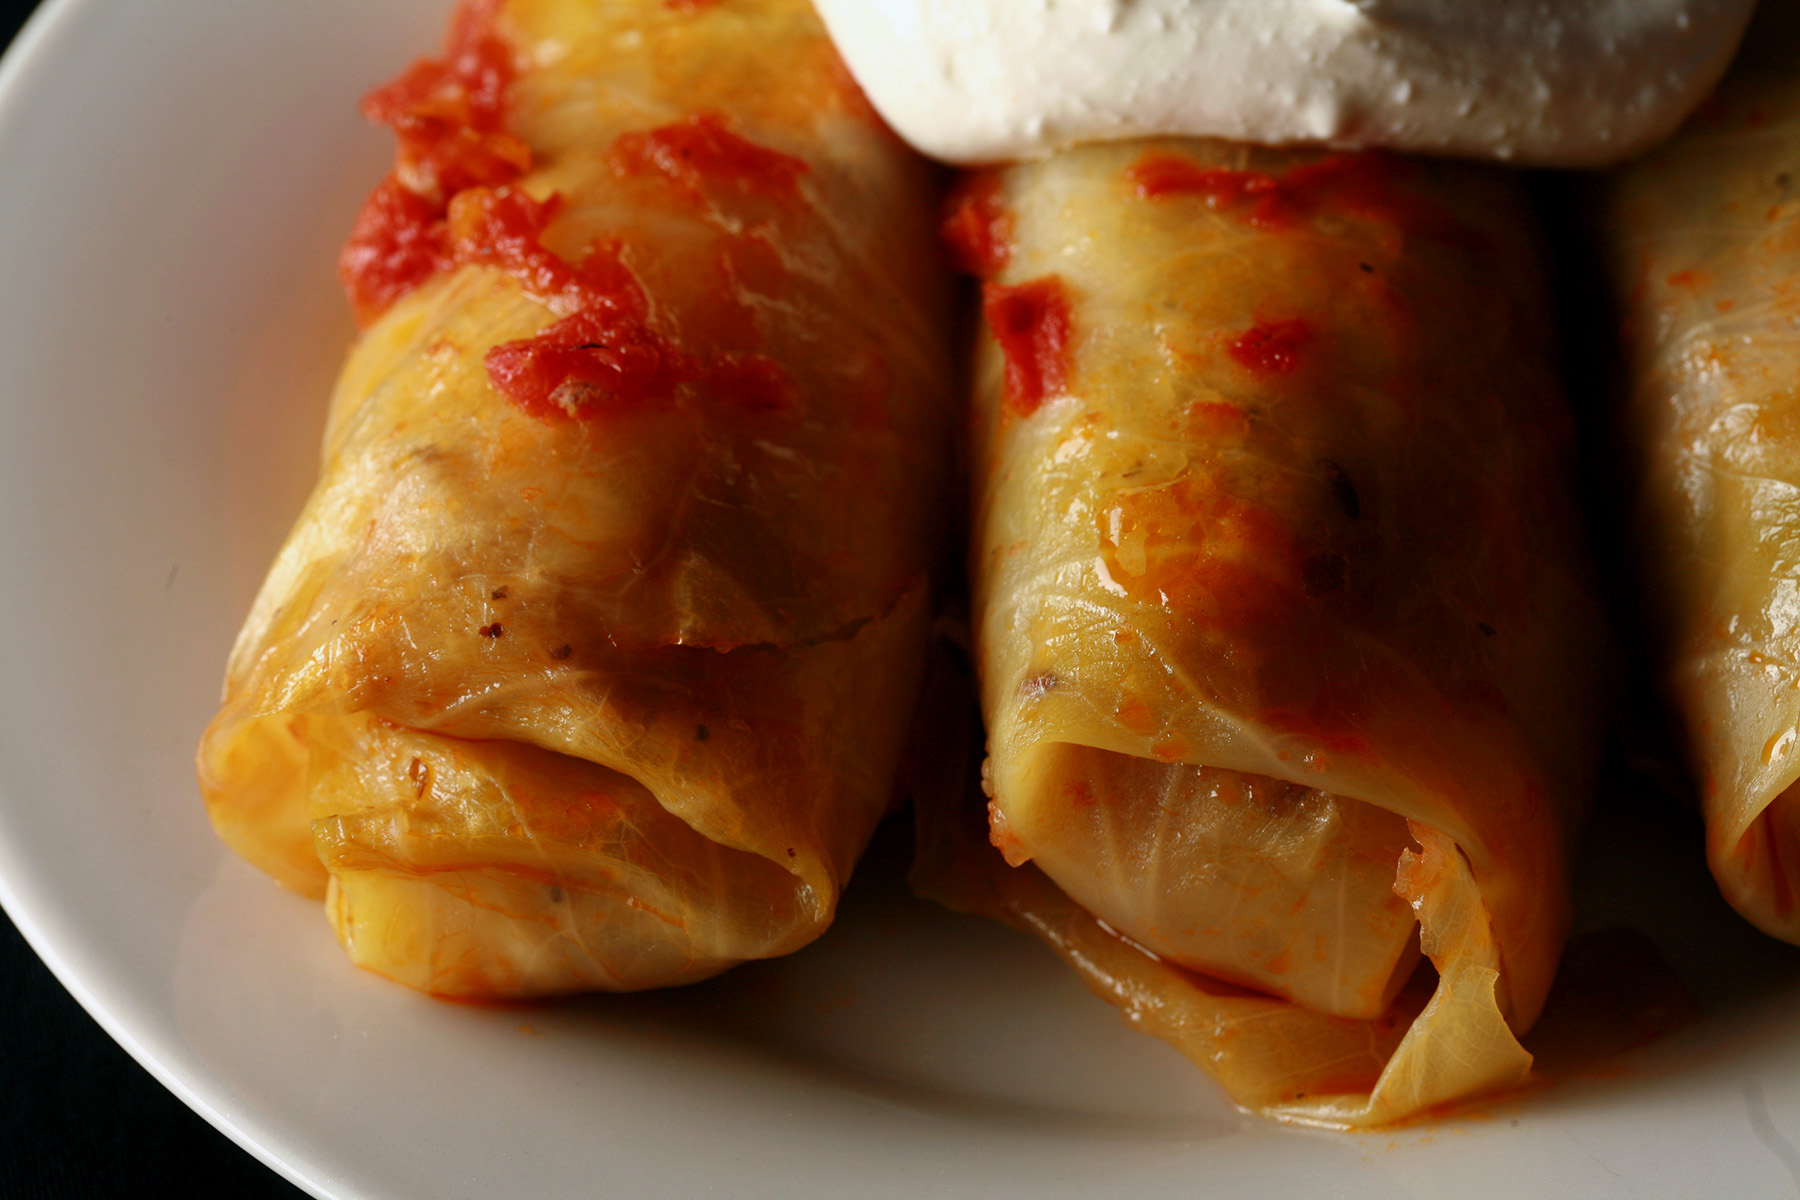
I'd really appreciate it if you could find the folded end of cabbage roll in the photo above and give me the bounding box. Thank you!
[200,709,818,995]
[310,718,818,996]
[916,773,1533,1129]
[197,712,329,899]
[1710,783,1800,945]
[1005,744,1424,1022]
[197,0,954,998]
[198,578,932,996]
[1603,66,1800,950]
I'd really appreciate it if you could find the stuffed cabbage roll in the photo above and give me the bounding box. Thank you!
[1604,64,1800,943]
[936,142,1608,1126]
[197,0,953,996]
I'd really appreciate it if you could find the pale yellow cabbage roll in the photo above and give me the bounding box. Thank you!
[931,140,1608,1126]
[198,0,952,996]
[1605,60,1800,944]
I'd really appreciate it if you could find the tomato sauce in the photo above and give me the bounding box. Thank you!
[983,276,1072,416]
[1127,151,1482,251]
[1129,157,1292,227]
[340,180,461,325]
[941,173,1015,277]
[341,11,814,422]
[1227,318,1312,375]
[452,188,796,421]
[610,113,810,205]
[340,0,527,326]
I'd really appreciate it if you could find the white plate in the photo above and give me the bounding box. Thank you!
[5,2,1800,1197]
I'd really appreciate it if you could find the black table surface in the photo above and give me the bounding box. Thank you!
[0,2,307,1196]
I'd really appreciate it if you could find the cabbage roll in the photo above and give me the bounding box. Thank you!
[197,0,952,996]
[938,142,1608,1126]
[1604,66,1800,943]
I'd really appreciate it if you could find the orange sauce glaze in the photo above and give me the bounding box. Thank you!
[1103,446,1382,762]
[1098,148,1525,759]
[1116,474,1379,764]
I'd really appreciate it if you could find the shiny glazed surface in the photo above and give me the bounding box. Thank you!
[1607,68,1800,945]
[196,0,954,996]
[953,140,1609,1126]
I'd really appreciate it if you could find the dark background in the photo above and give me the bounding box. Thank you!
[0,1,308,1195]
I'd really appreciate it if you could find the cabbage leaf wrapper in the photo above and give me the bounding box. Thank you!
[197,0,954,997]
[1604,68,1800,944]
[945,142,1607,1126]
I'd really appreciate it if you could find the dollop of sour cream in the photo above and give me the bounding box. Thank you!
[811,0,1756,166]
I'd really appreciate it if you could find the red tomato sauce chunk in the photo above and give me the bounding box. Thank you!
[941,173,1015,278]
[1228,319,1313,376]
[984,276,1072,417]
[454,188,796,422]
[1127,150,1481,251]
[609,113,810,204]
[340,0,527,326]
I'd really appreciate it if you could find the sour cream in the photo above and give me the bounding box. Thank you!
[812,0,1756,166]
